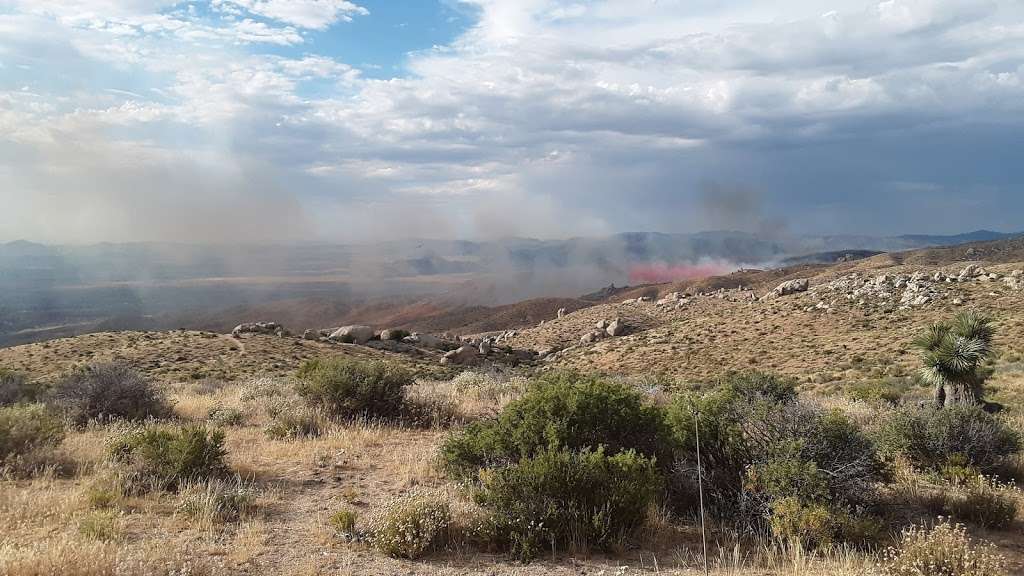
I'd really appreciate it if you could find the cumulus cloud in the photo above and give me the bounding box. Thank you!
[0,0,1022,244]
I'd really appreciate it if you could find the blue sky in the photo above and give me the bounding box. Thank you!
[0,0,1022,243]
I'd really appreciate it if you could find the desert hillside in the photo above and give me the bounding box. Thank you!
[3,237,1024,576]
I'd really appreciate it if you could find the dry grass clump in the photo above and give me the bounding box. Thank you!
[0,534,218,576]
[880,519,1008,576]
[942,476,1019,529]
[176,477,259,528]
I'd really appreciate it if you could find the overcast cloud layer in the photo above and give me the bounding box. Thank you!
[1,0,1022,243]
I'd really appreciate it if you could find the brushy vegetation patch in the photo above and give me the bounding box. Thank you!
[106,424,228,493]
[263,405,325,440]
[0,403,65,470]
[880,519,1008,576]
[874,404,1020,474]
[206,405,244,427]
[666,373,883,545]
[0,368,46,407]
[367,490,452,560]
[476,446,661,560]
[440,371,674,480]
[941,476,1019,529]
[295,357,412,419]
[53,362,171,424]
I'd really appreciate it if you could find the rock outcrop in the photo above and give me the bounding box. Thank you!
[329,325,375,344]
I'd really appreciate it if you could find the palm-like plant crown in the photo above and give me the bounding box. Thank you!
[913,310,994,395]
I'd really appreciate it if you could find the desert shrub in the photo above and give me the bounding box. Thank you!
[880,519,1007,576]
[475,447,661,560]
[52,362,170,424]
[329,507,359,535]
[875,404,1020,474]
[239,376,289,402]
[107,424,228,493]
[295,357,411,419]
[84,476,123,509]
[440,372,673,480]
[667,383,881,525]
[848,379,909,403]
[0,369,45,406]
[264,406,324,439]
[77,510,122,542]
[721,371,798,404]
[0,403,65,464]
[367,491,451,559]
[177,477,258,525]
[207,405,244,427]
[769,497,884,549]
[943,476,1019,529]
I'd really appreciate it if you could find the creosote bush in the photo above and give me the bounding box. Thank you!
[440,371,674,480]
[875,404,1020,474]
[367,491,451,559]
[107,424,228,493]
[880,519,1007,576]
[0,403,65,467]
[475,446,661,560]
[295,357,412,419]
[666,372,883,545]
[53,362,171,424]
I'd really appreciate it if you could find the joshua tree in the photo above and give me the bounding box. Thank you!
[913,310,995,408]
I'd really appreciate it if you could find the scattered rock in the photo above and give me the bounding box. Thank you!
[232,322,286,338]
[580,331,604,345]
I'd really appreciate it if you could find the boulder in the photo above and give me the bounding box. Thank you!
[606,318,628,337]
[958,264,985,281]
[768,278,809,298]
[479,341,492,355]
[379,329,408,342]
[302,329,319,341]
[580,331,604,345]
[329,325,375,344]
[403,333,445,349]
[595,319,608,330]
[443,345,479,366]
[557,308,567,319]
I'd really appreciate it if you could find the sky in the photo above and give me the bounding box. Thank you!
[0,0,1022,244]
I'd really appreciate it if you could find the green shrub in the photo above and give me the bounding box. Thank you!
[880,519,1007,576]
[667,383,881,528]
[329,507,359,535]
[207,405,244,427]
[475,447,661,560]
[0,369,45,406]
[295,357,411,419]
[107,424,228,493]
[768,497,884,549]
[0,403,65,464]
[53,362,170,424]
[440,372,673,480]
[875,405,1020,474]
[848,379,908,403]
[367,491,451,559]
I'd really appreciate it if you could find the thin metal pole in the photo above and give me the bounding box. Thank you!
[695,409,709,576]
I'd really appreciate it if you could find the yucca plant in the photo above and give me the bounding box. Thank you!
[913,311,995,408]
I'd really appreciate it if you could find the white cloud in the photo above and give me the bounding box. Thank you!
[1,0,1023,242]
[213,0,369,30]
